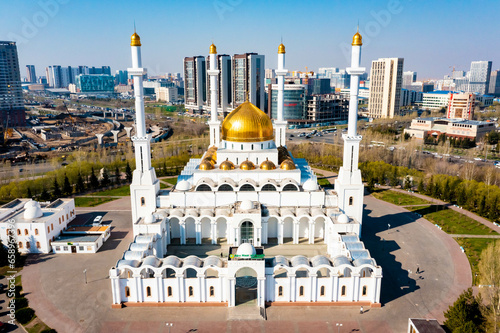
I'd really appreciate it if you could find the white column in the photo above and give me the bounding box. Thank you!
[155,273,164,302]
[293,222,299,244]
[352,273,360,301]
[195,222,201,245]
[256,227,262,246]
[257,277,266,307]
[96,133,104,145]
[309,222,315,244]
[124,126,133,137]
[310,273,317,302]
[197,274,204,302]
[332,274,339,302]
[290,274,296,302]
[275,44,288,147]
[176,274,184,302]
[208,46,221,147]
[374,274,382,303]
[278,221,284,245]
[262,221,268,245]
[220,275,225,303]
[180,221,186,245]
[111,130,120,143]
[210,221,217,245]
[133,274,143,302]
[228,277,236,307]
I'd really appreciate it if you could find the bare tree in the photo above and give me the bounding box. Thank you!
[478,240,500,332]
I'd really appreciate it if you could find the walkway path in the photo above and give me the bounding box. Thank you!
[448,234,500,238]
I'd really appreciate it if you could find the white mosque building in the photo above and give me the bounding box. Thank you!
[110,30,382,309]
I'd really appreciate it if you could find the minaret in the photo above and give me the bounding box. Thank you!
[207,43,221,147]
[335,29,365,228]
[274,43,288,147]
[128,31,160,223]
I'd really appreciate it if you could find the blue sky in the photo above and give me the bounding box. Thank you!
[1,0,499,80]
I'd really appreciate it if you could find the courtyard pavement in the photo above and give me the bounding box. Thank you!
[16,193,471,333]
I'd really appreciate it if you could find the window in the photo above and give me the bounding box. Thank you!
[196,184,211,191]
[210,286,214,297]
[240,184,255,191]
[261,184,276,191]
[168,286,173,297]
[261,144,263,149]
[362,286,367,296]
[36,242,40,249]
[59,217,61,224]
[146,286,152,297]
[66,214,68,220]
[218,184,233,191]
[341,285,346,296]
[51,224,54,231]
[62,215,64,222]
[18,242,23,249]
[26,241,30,249]
[47,226,50,233]
[283,184,298,191]
[24,229,28,235]
[241,144,243,150]
[35,229,39,235]
[251,144,254,150]
[349,196,353,206]
[87,246,92,251]
[320,286,325,296]
[188,286,194,297]
[63,246,68,251]
[299,286,304,296]
[278,286,283,296]
[125,286,130,297]
[141,197,145,206]
[55,246,60,251]
[79,246,84,251]
[17,229,20,236]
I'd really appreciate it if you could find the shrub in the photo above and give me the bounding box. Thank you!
[41,329,57,333]
[15,307,35,324]
[14,297,28,310]
[14,285,22,298]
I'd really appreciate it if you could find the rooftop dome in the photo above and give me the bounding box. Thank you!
[338,214,349,224]
[176,180,191,191]
[280,159,296,170]
[221,101,274,142]
[240,200,254,211]
[303,179,318,191]
[144,214,155,224]
[236,243,256,257]
[199,159,215,170]
[260,158,276,170]
[240,159,255,170]
[352,31,362,46]
[24,201,43,219]
[219,159,235,170]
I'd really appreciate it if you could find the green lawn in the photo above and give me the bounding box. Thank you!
[160,182,170,189]
[75,197,117,207]
[372,189,431,206]
[86,185,130,196]
[162,177,178,186]
[455,238,498,285]
[408,205,499,235]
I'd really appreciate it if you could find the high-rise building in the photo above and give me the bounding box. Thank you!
[447,92,475,120]
[267,83,307,121]
[368,58,404,118]
[468,61,492,94]
[265,68,275,79]
[232,53,265,110]
[489,70,500,96]
[207,54,232,115]
[184,56,206,113]
[115,70,129,85]
[46,65,63,88]
[306,94,348,123]
[307,78,331,95]
[26,65,36,83]
[402,71,417,89]
[0,41,25,127]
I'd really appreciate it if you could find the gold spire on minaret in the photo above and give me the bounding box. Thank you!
[352,26,362,46]
[131,32,141,46]
[209,43,217,54]
[278,43,286,54]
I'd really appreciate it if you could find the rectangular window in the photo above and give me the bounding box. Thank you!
[87,246,93,251]
[55,246,60,251]
[63,246,68,251]
[79,246,84,251]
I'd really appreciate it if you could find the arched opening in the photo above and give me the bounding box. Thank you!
[120,268,133,279]
[184,268,197,279]
[283,183,298,191]
[205,268,219,279]
[299,286,304,296]
[218,184,233,191]
[169,217,180,244]
[210,286,215,297]
[341,285,346,296]
[162,268,176,278]
[18,242,23,249]
[184,217,196,244]
[278,286,283,296]
[216,217,227,241]
[317,267,331,278]
[146,286,152,297]
[235,267,258,306]
[17,229,21,236]
[320,285,325,296]
[349,196,353,206]
[314,217,326,242]
[200,217,212,243]
[36,242,40,249]
[141,197,145,206]
[295,268,309,278]
[240,221,254,244]
[196,184,211,191]
[24,229,28,235]
[125,286,130,297]
[267,217,279,244]
[35,229,39,235]
[362,285,367,296]
[188,286,194,297]
[360,267,373,278]
[167,286,173,297]
[298,217,309,242]
[261,184,277,191]
[341,267,352,278]
[282,217,294,243]
[274,267,288,279]
[26,241,30,249]
[240,184,255,191]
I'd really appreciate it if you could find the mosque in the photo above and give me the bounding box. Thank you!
[109,30,382,309]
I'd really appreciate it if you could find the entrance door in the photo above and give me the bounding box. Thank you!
[71,246,77,253]
[235,267,258,306]
[240,221,254,244]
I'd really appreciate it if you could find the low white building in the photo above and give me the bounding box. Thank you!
[0,199,76,253]
[422,91,454,110]
[52,225,111,254]
[155,86,178,103]
[404,117,495,140]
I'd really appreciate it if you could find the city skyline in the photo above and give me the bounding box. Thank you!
[1,0,499,79]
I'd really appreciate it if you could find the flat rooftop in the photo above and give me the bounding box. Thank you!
[53,235,100,243]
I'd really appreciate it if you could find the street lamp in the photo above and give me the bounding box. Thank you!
[83,269,87,284]
[336,323,342,333]
[166,323,173,333]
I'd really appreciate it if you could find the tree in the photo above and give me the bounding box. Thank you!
[76,172,85,193]
[62,174,72,196]
[427,176,435,196]
[478,240,500,332]
[417,179,424,193]
[52,178,61,198]
[478,194,487,217]
[114,166,121,185]
[27,187,32,199]
[442,179,451,202]
[389,167,399,187]
[100,168,110,187]
[89,167,99,189]
[443,288,485,333]
[125,162,132,183]
[40,188,50,201]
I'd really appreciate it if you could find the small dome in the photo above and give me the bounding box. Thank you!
[219,159,235,170]
[236,243,256,257]
[352,31,362,46]
[240,159,255,170]
[131,32,141,47]
[303,179,318,191]
[338,214,349,224]
[260,159,276,170]
[204,153,216,164]
[221,101,274,142]
[144,214,155,224]
[24,202,43,219]
[176,180,191,191]
[24,200,38,209]
[199,159,215,170]
[240,200,254,211]
[280,159,296,170]
[209,43,217,54]
[278,43,286,54]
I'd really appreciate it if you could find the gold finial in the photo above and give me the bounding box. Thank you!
[245,90,249,102]
[352,26,362,46]
[209,43,217,54]
[131,32,141,47]
[278,43,285,54]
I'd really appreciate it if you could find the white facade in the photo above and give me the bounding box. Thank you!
[422,91,453,110]
[0,199,76,254]
[368,58,404,118]
[155,86,178,103]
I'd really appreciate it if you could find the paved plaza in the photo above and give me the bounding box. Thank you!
[2,194,471,332]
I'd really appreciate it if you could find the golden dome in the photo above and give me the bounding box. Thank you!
[209,43,217,54]
[352,31,362,46]
[278,43,286,54]
[199,159,214,170]
[221,101,274,142]
[260,159,276,170]
[240,159,256,170]
[280,159,296,170]
[205,154,216,164]
[131,32,141,46]
[219,159,235,170]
